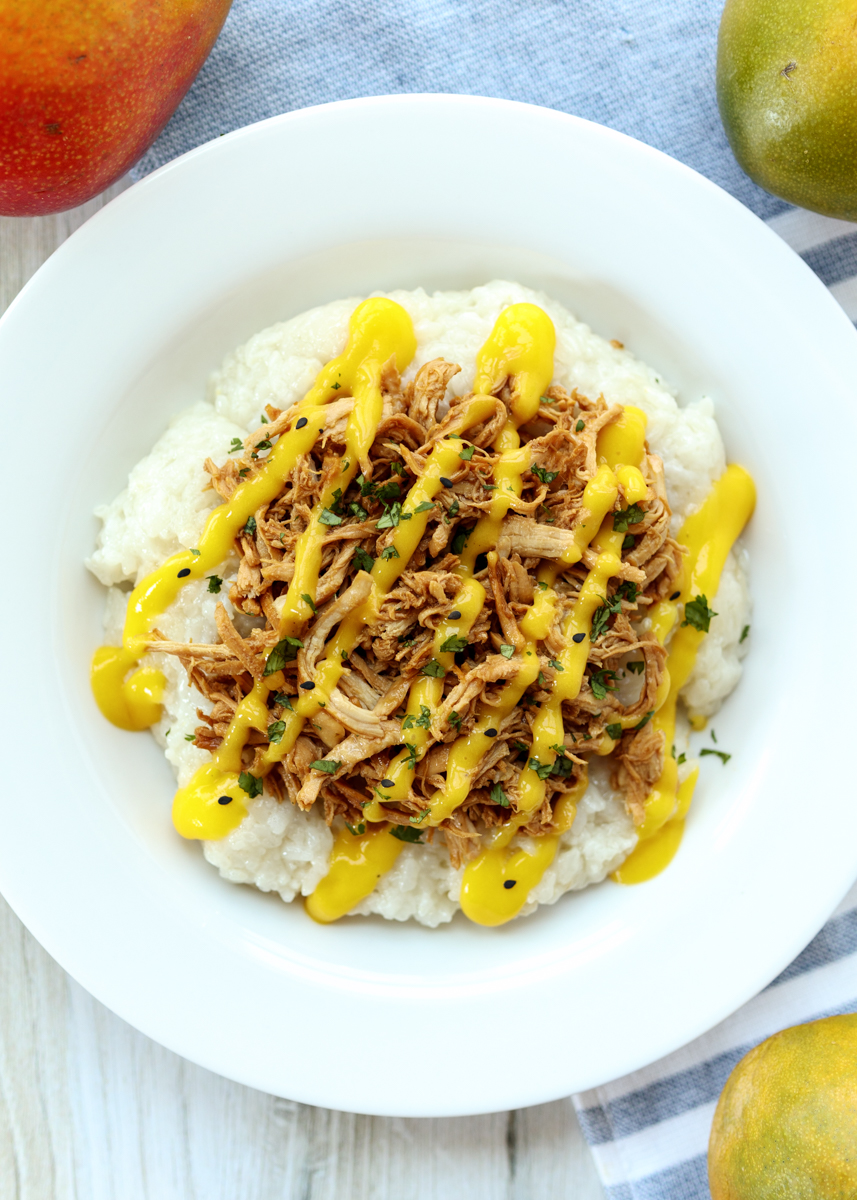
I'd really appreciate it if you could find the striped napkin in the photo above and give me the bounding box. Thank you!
[134,1,857,1191]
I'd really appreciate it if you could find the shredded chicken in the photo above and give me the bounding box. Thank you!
[160,364,681,860]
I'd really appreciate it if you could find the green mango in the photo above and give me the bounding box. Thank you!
[717,0,857,220]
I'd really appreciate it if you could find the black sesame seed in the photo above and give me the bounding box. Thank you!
[485,728,498,738]
[450,610,462,620]
[572,632,586,644]
[177,568,191,578]
[503,879,517,890]
[670,591,680,600]
[381,779,395,788]
[296,416,308,429]
[300,681,315,690]
[217,795,232,806]
[439,476,453,487]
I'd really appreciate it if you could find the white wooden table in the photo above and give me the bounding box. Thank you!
[0,184,605,1200]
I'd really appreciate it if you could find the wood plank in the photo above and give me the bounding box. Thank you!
[0,183,605,1200]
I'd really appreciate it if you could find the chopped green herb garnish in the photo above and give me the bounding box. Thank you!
[238,771,263,798]
[409,808,431,824]
[377,502,408,529]
[616,580,639,603]
[310,759,341,774]
[421,659,445,678]
[444,498,460,524]
[348,502,369,519]
[529,757,553,781]
[402,705,432,731]
[345,821,366,836]
[677,752,687,766]
[458,445,475,461]
[548,658,564,672]
[242,515,257,537]
[331,381,340,390]
[412,500,434,514]
[229,437,243,453]
[184,733,195,742]
[449,712,463,732]
[537,580,548,591]
[499,644,515,659]
[207,575,222,594]
[190,548,201,557]
[263,636,303,675]
[532,464,559,484]
[373,787,391,802]
[403,742,418,770]
[622,534,635,550]
[272,692,295,711]
[740,624,750,644]
[352,547,375,573]
[551,754,574,778]
[683,594,717,633]
[512,740,529,755]
[575,419,585,432]
[612,503,646,532]
[380,545,400,561]
[255,439,272,451]
[450,525,473,555]
[550,743,568,757]
[590,669,618,700]
[267,720,286,744]
[700,748,732,765]
[634,711,654,731]
[537,671,546,685]
[319,507,343,526]
[489,783,510,807]
[605,723,623,740]
[356,474,376,497]
[440,634,469,654]
[390,825,423,843]
[301,593,317,614]
[540,394,554,405]
[626,660,644,675]
[260,413,269,424]
[711,729,718,744]
[390,461,407,475]
[376,481,401,502]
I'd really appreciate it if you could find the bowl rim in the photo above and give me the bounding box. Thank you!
[2,92,856,1115]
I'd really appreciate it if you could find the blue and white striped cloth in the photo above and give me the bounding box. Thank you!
[135,1,857,1192]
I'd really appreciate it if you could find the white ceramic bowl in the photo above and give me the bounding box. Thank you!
[2,95,855,1116]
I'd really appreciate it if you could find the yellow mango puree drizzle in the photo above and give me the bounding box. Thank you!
[91,291,756,927]
[612,464,756,884]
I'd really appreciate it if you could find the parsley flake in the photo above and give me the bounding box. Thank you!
[458,445,476,461]
[310,759,341,774]
[528,757,553,781]
[612,504,646,532]
[421,659,445,677]
[411,500,434,514]
[683,594,718,633]
[590,669,618,700]
[242,515,256,537]
[548,658,564,671]
[238,771,263,799]
[575,419,585,432]
[403,742,418,770]
[605,722,623,741]
[301,593,317,614]
[267,720,286,744]
[207,575,222,594]
[345,821,366,836]
[352,547,374,573]
[319,507,343,526]
[440,634,469,654]
[449,712,463,732]
[489,783,510,807]
[402,705,432,732]
[228,437,243,454]
[264,636,303,675]
[740,624,750,644]
[626,660,645,675]
[700,748,732,765]
[390,826,423,843]
[380,546,400,561]
[532,464,559,484]
[499,644,515,659]
[272,692,294,711]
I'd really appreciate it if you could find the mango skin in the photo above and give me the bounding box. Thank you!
[0,0,232,216]
[717,0,857,220]
[708,1013,857,1200]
